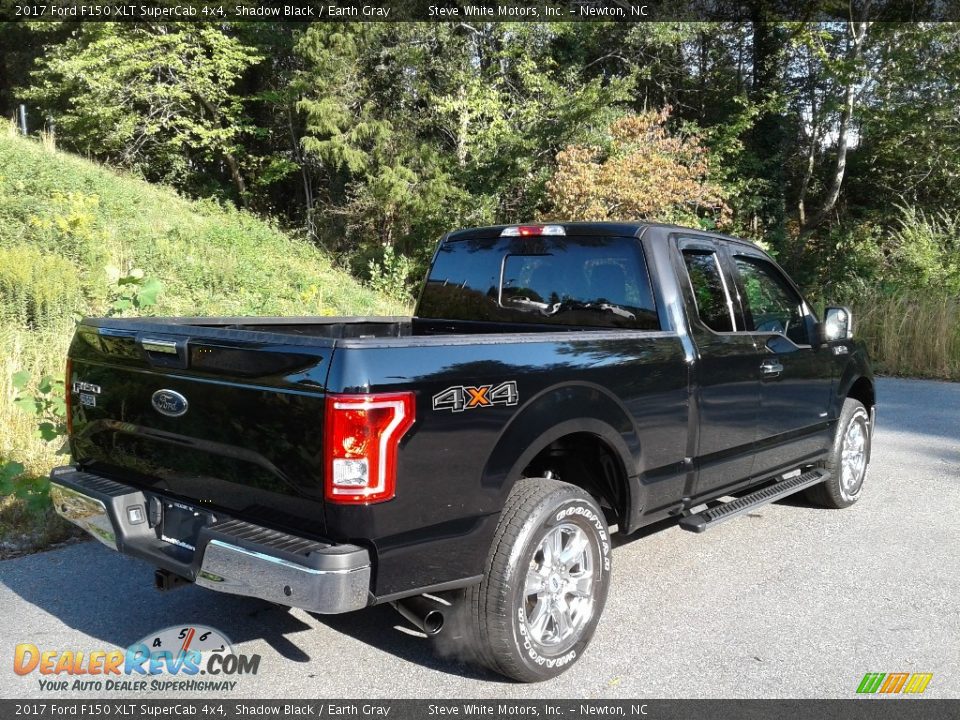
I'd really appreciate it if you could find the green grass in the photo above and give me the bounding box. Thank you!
[0,130,404,321]
[854,292,960,381]
[0,128,406,553]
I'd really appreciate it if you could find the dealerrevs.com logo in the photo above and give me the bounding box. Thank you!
[13,625,260,693]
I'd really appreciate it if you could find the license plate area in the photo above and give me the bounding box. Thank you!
[158,501,214,553]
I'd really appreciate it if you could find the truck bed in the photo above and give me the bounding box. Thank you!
[87,315,600,341]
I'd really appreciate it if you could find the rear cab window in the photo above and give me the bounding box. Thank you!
[418,236,660,330]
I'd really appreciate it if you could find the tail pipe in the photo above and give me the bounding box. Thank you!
[391,595,445,636]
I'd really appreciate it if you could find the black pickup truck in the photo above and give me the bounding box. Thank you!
[51,222,874,682]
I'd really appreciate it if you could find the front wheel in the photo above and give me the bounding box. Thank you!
[806,398,871,508]
[464,478,611,682]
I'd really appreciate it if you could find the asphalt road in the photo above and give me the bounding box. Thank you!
[1,377,957,699]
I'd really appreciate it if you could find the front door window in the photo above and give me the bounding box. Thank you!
[733,255,811,346]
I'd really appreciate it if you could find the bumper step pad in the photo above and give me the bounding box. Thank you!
[679,469,830,533]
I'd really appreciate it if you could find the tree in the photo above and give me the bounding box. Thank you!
[0,24,70,124]
[855,23,960,216]
[748,15,790,239]
[294,23,633,277]
[798,9,872,234]
[546,107,730,226]
[22,24,262,203]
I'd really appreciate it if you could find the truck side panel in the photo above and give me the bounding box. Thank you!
[323,332,689,599]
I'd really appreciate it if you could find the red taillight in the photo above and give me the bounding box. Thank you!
[324,392,415,504]
[65,357,73,437]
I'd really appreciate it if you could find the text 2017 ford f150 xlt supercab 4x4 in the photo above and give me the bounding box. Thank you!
[50,222,874,681]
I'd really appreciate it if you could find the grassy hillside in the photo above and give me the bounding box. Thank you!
[0,129,405,551]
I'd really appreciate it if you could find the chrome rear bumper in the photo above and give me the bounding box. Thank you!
[50,466,371,614]
[50,483,118,550]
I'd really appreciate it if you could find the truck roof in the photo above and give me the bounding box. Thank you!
[444,221,764,251]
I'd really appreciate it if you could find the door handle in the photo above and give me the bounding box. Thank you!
[761,360,784,377]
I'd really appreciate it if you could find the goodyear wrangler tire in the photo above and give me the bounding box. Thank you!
[465,478,611,682]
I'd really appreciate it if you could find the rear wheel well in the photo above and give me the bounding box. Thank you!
[521,432,629,528]
[847,376,875,410]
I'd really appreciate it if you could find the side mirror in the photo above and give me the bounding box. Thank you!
[821,306,853,342]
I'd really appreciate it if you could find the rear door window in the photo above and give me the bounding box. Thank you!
[419,236,659,330]
[681,249,737,332]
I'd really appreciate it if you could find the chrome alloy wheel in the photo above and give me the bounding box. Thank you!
[840,415,867,498]
[523,522,595,648]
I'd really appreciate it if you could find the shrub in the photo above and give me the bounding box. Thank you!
[21,192,109,270]
[546,107,731,228]
[887,205,960,295]
[0,246,83,329]
[366,244,416,302]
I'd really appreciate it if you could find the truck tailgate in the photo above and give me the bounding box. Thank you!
[67,321,334,536]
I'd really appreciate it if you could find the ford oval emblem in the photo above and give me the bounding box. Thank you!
[151,389,188,417]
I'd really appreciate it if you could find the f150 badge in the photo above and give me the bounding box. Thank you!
[432,381,519,413]
[72,381,100,408]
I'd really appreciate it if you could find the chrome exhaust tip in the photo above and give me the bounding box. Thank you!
[391,595,445,636]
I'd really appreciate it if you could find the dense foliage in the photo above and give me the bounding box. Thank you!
[3,21,959,300]
[1,21,959,359]
[547,108,730,227]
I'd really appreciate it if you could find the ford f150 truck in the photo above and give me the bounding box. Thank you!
[51,222,874,682]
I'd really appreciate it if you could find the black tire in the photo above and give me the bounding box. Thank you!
[463,478,611,682]
[806,398,871,509]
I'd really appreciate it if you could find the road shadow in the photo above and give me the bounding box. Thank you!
[308,602,505,683]
[610,485,827,550]
[611,516,679,550]
[0,542,315,661]
[0,542,501,682]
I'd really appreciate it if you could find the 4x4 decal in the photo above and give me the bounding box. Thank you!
[432,381,519,413]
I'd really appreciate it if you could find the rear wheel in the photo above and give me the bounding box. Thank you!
[464,478,611,682]
[806,398,871,508]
